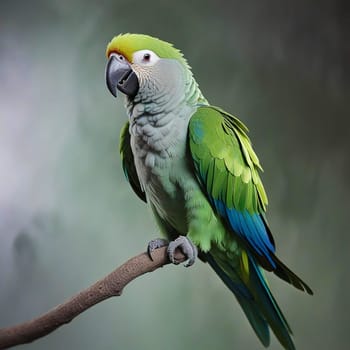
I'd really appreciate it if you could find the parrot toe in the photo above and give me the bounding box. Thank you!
[147,238,169,260]
[167,236,198,267]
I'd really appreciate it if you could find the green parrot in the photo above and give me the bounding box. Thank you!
[105,33,312,350]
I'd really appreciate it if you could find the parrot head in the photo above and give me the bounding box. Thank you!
[105,33,191,101]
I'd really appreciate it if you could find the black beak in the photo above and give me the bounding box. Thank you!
[105,55,139,98]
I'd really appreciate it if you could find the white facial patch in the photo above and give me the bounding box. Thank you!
[132,50,160,66]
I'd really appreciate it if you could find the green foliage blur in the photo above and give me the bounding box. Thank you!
[0,0,349,349]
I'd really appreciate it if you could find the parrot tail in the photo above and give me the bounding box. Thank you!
[206,252,296,350]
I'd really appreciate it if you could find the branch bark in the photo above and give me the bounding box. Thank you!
[0,246,186,349]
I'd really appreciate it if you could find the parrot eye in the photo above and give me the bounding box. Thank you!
[133,50,160,66]
[143,53,151,61]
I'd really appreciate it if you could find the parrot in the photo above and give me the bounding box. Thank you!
[105,33,313,350]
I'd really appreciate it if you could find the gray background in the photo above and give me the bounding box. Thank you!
[0,0,349,349]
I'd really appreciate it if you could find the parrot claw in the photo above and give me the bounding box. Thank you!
[167,236,198,267]
[147,238,169,260]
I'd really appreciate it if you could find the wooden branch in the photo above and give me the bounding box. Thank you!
[0,246,186,349]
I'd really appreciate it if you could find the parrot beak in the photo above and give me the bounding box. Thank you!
[105,55,139,98]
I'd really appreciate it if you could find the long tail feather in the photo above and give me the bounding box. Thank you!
[207,252,297,350]
[206,253,270,347]
[248,256,296,350]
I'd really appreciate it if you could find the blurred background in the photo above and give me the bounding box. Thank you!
[0,0,349,349]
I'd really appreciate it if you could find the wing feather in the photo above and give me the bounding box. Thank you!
[119,122,147,203]
[188,106,275,268]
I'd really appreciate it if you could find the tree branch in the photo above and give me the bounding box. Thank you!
[0,246,186,349]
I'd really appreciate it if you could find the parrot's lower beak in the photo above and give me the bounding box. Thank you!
[105,55,139,98]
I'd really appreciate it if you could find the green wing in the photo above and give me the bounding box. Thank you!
[189,106,313,294]
[188,105,275,268]
[119,122,147,203]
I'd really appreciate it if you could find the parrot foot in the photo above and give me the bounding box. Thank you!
[168,236,198,267]
[147,238,169,261]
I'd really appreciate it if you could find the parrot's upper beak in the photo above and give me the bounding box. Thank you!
[105,55,139,98]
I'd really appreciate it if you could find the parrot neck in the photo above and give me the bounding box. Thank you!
[126,70,207,116]
[126,70,208,138]
[125,69,208,157]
